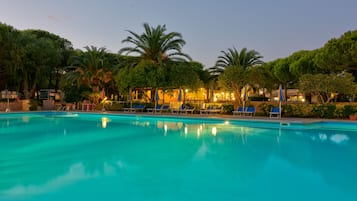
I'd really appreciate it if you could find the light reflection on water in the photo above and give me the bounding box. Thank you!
[0,113,356,201]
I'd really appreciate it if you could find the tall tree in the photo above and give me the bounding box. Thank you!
[9,31,62,98]
[119,23,192,101]
[211,47,263,75]
[119,23,191,64]
[271,58,297,99]
[0,22,18,89]
[27,29,73,90]
[66,46,111,93]
[315,30,357,74]
[215,47,263,107]
[289,50,321,77]
[247,64,276,98]
[298,72,357,103]
[166,61,201,90]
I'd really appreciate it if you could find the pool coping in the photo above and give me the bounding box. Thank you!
[0,110,353,125]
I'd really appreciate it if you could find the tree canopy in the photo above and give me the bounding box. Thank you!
[298,72,357,103]
[119,23,191,64]
[1,20,357,105]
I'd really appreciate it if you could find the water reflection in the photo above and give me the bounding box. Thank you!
[0,115,356,200]
[101,117,109,128]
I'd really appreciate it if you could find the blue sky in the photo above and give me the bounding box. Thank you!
[1,0,356,67]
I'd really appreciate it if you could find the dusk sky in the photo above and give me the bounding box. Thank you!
[1,0,356,68]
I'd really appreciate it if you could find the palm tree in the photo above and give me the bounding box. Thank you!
[119,23,191,64]
[119,23,192,102]
[66,46,112,94]
[210,47,263,75]
[214,47,264,107]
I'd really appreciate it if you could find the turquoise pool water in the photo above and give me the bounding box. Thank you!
[0,112,356,201]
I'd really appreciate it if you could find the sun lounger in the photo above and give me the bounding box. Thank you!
[182,105,195,114]
[243,106,255,117]
[200,106,222,115]
[233,106,255,117]
[147,104,170,114]
[124,104,145,113]
[171,104,185,114]
[232,106,245,116]
[147,105,162,113]
[269,107,281,118]
[156,104,170,113]
[172,104,195,115]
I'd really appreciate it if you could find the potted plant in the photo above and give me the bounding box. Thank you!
[349,113,357,120]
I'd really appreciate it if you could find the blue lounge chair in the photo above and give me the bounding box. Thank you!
[200,105,222,115]
[243,106,255,117]
[233,106,245,116]
[179,105,195,114]
[156,104,170,113]
[147,104,162,113]
[124,104,145,113]
[269,107,281,118]
[171,104,185,114]
[148,104,170,114]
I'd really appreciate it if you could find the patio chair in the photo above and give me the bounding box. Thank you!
[180,105,195,114]
[243,106,256,117]
[156,104,170,113]
[124,104,145,113]
[232,106,245,116]
[269,107,281,118]
[147,104,162,113]
[200,105,222,115]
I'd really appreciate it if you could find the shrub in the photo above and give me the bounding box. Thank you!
[342,105,356,118]
[311,104,336,118]
[222,104,234,114]
[259,103,274,116]
[29,99,40,111]
[105,102,123,111]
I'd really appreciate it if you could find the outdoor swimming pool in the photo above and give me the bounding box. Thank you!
[0,112,356,201]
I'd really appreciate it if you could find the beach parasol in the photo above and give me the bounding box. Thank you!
[101,88,106,112]
[279,84,283,118]
[178,88,182,102]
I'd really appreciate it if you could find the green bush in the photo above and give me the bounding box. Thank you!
[342,105,356,118]
[311,104,336,118]
[29,99,40,111]
[222,104,234,114]
[259,103,274,116]
[105,102,123,111]
[255,102,357,119]
[282,104,313,117]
